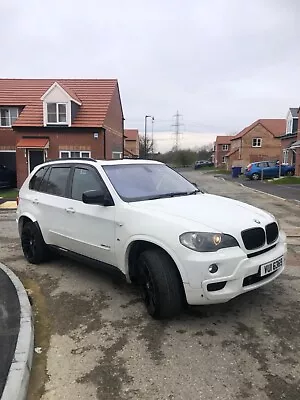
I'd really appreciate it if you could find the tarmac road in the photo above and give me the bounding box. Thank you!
[0,171,300,400]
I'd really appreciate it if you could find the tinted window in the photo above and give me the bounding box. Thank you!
[29,167,48,191]
[71,167,102,201]
[39,168,51,193]
[46,167,70,196]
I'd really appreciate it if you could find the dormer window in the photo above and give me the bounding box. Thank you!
[47,103,67,124]
[0,107,19,127]
[286,118,293,135]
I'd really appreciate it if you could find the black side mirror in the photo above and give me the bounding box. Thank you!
[82,190,113,206]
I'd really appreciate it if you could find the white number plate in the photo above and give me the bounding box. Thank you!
[260,256,283,277]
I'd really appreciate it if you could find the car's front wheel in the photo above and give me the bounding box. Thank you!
[251,173,260,180]
[138,248,183,319]
[21,221,50,264]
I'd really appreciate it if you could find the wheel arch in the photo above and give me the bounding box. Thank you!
[124,236,188,285]
[18,213,38,237]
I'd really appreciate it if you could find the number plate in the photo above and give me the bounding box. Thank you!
[260,256,283,277]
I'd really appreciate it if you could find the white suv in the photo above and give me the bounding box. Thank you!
[17,158,286,319]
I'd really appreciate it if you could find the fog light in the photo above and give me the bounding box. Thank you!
[208,264,218,274]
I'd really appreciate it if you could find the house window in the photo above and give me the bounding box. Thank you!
[222,156,226,163]
[286,118,293,135]
[47,103,67,124]
[59,150,91,159]
[222,144,229,151]
[283,150,288,164]
[112,151,123,159]
[252,138,262,148]
[0,107,19,127]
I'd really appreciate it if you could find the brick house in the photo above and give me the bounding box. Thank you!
[226,119,286,169]
[0,79,124,187]
[213,135,234,167]
[124,129,139,158]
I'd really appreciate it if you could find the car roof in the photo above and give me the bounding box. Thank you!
[42,158,162,166]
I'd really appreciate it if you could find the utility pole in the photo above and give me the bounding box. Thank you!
[172,111,183,151]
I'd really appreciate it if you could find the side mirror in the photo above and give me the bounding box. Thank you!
[82,190,113,206]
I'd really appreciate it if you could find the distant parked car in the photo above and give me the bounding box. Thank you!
[194,160,214,169]
[0,165,16,188]
[245,161,295,180]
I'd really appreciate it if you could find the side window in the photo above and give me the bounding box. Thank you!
[71,167,102,201]
[46,167,71,196]
[39,168,51,193]
[29,167,48,191]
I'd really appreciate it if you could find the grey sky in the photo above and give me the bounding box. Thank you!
[1,0,299,151]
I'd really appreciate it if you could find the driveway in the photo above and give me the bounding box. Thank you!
[1,172,300,400]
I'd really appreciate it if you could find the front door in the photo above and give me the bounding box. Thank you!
[29,150,44,172]
[63,165,117,266]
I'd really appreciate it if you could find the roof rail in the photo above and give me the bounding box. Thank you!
[44,157,97,163]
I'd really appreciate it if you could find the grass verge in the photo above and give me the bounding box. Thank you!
[0,188,18,199]
[270,177,300,185]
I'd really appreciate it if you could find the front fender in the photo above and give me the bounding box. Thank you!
[121,234,188,284]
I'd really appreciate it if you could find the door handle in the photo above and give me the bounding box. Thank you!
[65,207,75,214]
[32,198,39,205]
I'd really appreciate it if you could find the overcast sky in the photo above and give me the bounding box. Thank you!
[1,0,299,152]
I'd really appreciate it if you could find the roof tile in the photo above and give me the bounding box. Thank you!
[0,79,118,128]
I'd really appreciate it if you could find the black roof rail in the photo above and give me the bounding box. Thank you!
[44,157,97,163]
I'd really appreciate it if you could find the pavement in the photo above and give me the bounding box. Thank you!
[1,173,300,399]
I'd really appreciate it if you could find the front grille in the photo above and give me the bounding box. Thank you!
[266,222,279,244]
[241,227,265,250]
[243,270,277,287]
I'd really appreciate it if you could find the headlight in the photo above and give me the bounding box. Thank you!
[179,232,239,252]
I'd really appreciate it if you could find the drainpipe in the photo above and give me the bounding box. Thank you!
[122,117,125,159]
[103,128,106,160]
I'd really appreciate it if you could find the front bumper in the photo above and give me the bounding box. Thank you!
[182,233,287,305]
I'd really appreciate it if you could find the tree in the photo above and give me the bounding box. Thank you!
[139,135,155,158]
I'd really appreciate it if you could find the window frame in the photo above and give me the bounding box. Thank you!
[0,107,19,127]
[59,150,91,159]
[46,102,67,125]
[222,144,229,151]
[252,138,262,148]
[222,156,226,163]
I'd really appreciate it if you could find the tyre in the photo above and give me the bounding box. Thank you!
[137,248,183,319]
[251,173,260,180]
[286,170,295,176]
[21,221,50,264]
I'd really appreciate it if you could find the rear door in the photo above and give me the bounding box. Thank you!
[35,164,73,246]
[61,165,117,266]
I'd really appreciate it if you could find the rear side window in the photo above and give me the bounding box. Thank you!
[71,167,102,201]
[46,167,71,197]
[29,167,48,191]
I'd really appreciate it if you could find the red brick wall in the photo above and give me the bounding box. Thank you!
[103,85,124,159]
[215,144,231,167]
[0,127,16,149]
[15,128,104,187]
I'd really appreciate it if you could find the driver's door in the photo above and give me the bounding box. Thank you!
[63,165,117,266]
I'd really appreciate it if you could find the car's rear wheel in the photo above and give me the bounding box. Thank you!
[251,173,260,180]
[137,248,183,319]
[21,222,50,264]
[286,170,295,176]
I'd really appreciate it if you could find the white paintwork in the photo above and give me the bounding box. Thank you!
[16,159,287,306]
